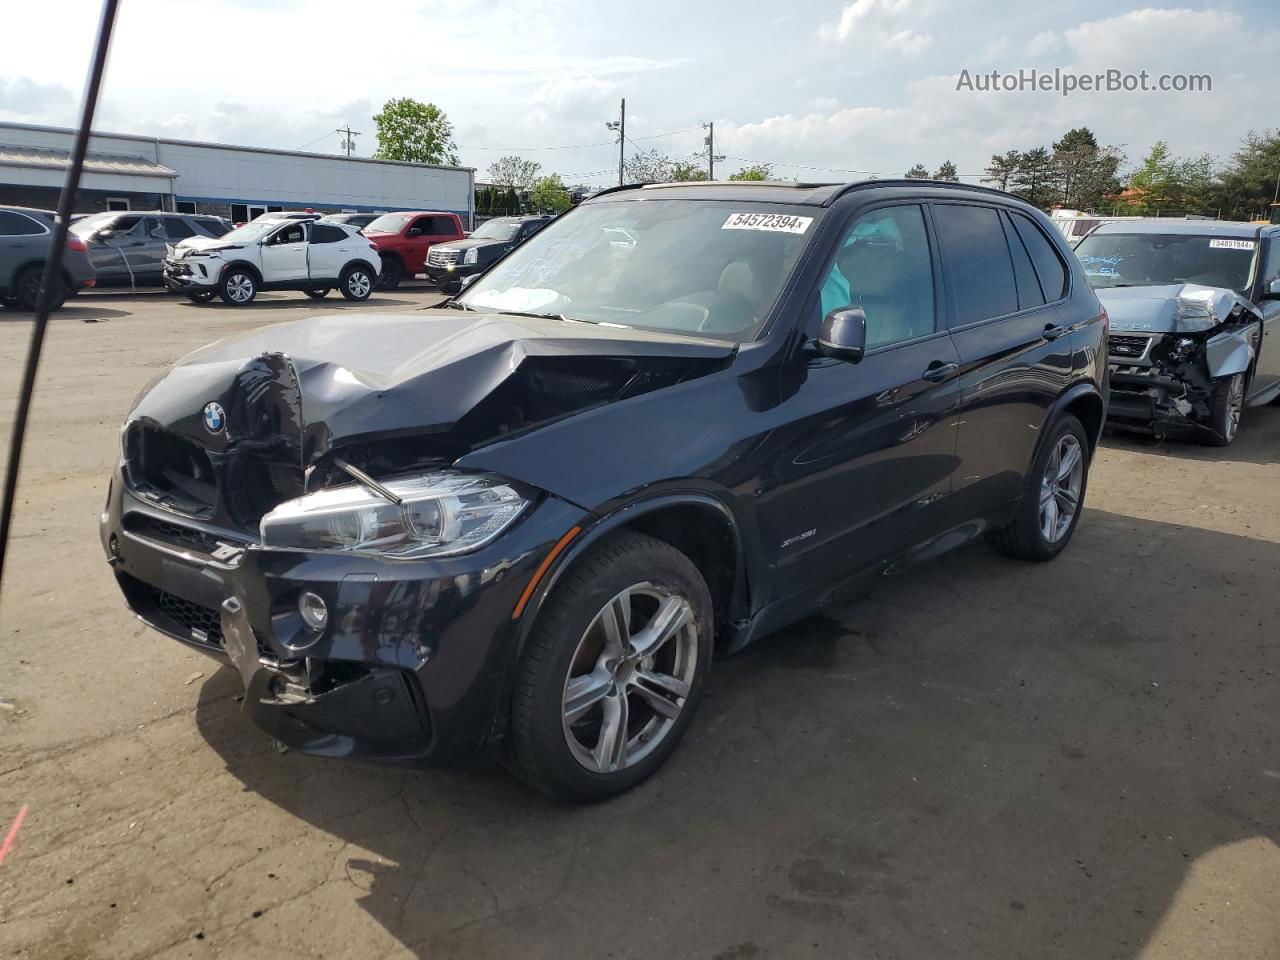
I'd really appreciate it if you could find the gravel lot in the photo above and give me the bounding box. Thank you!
[2,289,1278,960]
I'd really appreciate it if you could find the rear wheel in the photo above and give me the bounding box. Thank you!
[986,414,1089,562]
[15,266,67,310]
[377,257,402,290]
[1203,373,1245,446]
[304,288,331,299]
[340,264,374,301]
[218,269,257,305]
[508,531,713,802]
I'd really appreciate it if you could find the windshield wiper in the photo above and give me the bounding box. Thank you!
[439,300,475,311]
[492,310,599,325]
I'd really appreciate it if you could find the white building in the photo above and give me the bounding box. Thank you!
[0,121,475,225]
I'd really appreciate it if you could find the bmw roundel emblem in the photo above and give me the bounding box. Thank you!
[203,402,226,434]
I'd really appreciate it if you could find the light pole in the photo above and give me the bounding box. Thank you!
[605,99,625,186]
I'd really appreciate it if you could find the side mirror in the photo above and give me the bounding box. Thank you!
[459,274,480,290]
[407,227,422,237]
[1266,278,1280,299]
[817,306,867,363]
[97,228,115,239]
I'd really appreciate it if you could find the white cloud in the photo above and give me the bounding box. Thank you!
[0,76,73,121]
[817,0,933,58]
[809,96,840,111]
[978,35,1009,63]
[1026,30,1059,56]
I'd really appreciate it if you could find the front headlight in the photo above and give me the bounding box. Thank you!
[259,471,530,558]
[463,247,478,265]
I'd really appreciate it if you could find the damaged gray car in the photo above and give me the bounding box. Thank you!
[1076,220,1280,444]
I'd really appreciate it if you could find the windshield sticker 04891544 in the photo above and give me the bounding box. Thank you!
[1208,238,1255,250]
[722,212,813,234]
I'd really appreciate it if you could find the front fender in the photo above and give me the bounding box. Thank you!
[1205,326,1256,378]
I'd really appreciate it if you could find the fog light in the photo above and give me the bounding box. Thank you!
[298,591,328,632]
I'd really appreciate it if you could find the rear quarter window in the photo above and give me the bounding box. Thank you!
[309,224,346,244]
[1011,212,1068,301]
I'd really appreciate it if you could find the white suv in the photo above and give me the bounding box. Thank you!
[163,218,380,305]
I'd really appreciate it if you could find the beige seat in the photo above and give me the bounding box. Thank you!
[834,242,919,347]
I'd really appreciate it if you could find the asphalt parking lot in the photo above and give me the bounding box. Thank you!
[1,289,1278,960]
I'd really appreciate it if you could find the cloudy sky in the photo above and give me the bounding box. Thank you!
[1,0,1276,186]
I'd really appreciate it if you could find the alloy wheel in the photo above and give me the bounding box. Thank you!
[561,583,698,774]
[347,271,372,298]
[227,274,254,303]
[1039,434,1083,543]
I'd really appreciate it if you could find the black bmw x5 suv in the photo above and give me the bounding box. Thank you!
[102,180,1107,800]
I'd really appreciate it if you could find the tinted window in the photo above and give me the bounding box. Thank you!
[309,223,345,244]
[164,218,196,239]
[197,218,230,237]
[932,203,1018,325]
[112,215,143,233]
[818,204,935,348]
[1002,213,1046,309]
[1011,213,1068,300]
[0,211,47,236]
[144,218,165,239]
[230,204,248,224]
[432,217,456,236]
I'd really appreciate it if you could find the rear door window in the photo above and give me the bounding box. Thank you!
[931,203,1019,326]
[0,211,47,236]
[163,218,196,240]
[309,223,345,244]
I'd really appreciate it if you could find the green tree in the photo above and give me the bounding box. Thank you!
[530,174,572,214]
[727,164,771,181]
[1011,147,1055,209]
[1207,130,1280,221]
[624,149,676,183]
[983,150,1021,191]
[1048,127,1123,210]
[934,160,959,181]
[905,164,930,179]
[487,155,542,190]
[372,98,459,165]
[672,162,710,181]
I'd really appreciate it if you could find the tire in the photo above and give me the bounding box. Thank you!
[15,266,67,311]
[986,413,1090,562]
[340,264,374,301]
[185,290,215,303]
[441,279,462,296]
[1203,373,1245,446]
[0,296,18,310]
[304,288,331,299]
[377,257,402,290]
[508,530,714,802]
[218,268,257,305]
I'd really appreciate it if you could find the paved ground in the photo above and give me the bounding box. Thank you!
[1,290,1278,960]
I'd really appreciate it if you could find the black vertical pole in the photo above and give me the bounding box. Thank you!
[0,0,121,593]
[618,98,625,187]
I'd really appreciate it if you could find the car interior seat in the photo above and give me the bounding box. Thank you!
[836,240,919,346]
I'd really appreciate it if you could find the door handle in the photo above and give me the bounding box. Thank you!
[1042,323,1068,341]
[922,361,958,382]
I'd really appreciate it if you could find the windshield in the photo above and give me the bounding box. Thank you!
[1076,232,1257,294]
[458,200,819,341]
[364,214,412,234]
[471,219,521,241]
[217,221,282,244]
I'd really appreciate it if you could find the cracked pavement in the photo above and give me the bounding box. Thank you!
[2,291,1279,959]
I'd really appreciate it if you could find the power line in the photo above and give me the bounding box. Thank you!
[458,125,701,153]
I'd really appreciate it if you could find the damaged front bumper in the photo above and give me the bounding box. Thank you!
[163,257,218,292]
[101,468,588,765]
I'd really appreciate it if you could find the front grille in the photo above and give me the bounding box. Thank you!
[125,514,249,556]
[125,423,216,518]
[128,578,224,647]
[242,460,305,520]
[428,248,459,267]
[1108,334,1150,360]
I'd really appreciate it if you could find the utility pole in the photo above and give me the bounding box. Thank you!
[703,122,724,180]
[605,100,626,185]
[335,125,361,157]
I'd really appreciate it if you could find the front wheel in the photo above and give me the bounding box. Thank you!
[218,269,257,305]
[340,265,374,301]
[986,413,1090,562]
[377,257,402,290]
[508,531,713,801]
[1203,372,1245,446]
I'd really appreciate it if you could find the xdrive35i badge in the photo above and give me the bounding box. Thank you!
[202,402,226,434]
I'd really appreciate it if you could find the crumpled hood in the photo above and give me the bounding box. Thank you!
[129,309,735,467]
[1097,283,1251,333]
[172,234,240,256]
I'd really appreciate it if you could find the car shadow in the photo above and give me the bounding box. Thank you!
[178,295,425,311]
[0,304,135,322]
[193,508,1280,958]
[1101,403,1280,466]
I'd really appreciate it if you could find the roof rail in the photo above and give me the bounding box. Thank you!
[827,178,1015,205]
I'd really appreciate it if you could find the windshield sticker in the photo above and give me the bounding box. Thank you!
[1081,254,1123,276]
[722,212,813,234]
[1208,238,1255,250]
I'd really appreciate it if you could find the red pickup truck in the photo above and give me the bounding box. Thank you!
[362,211,466,289]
